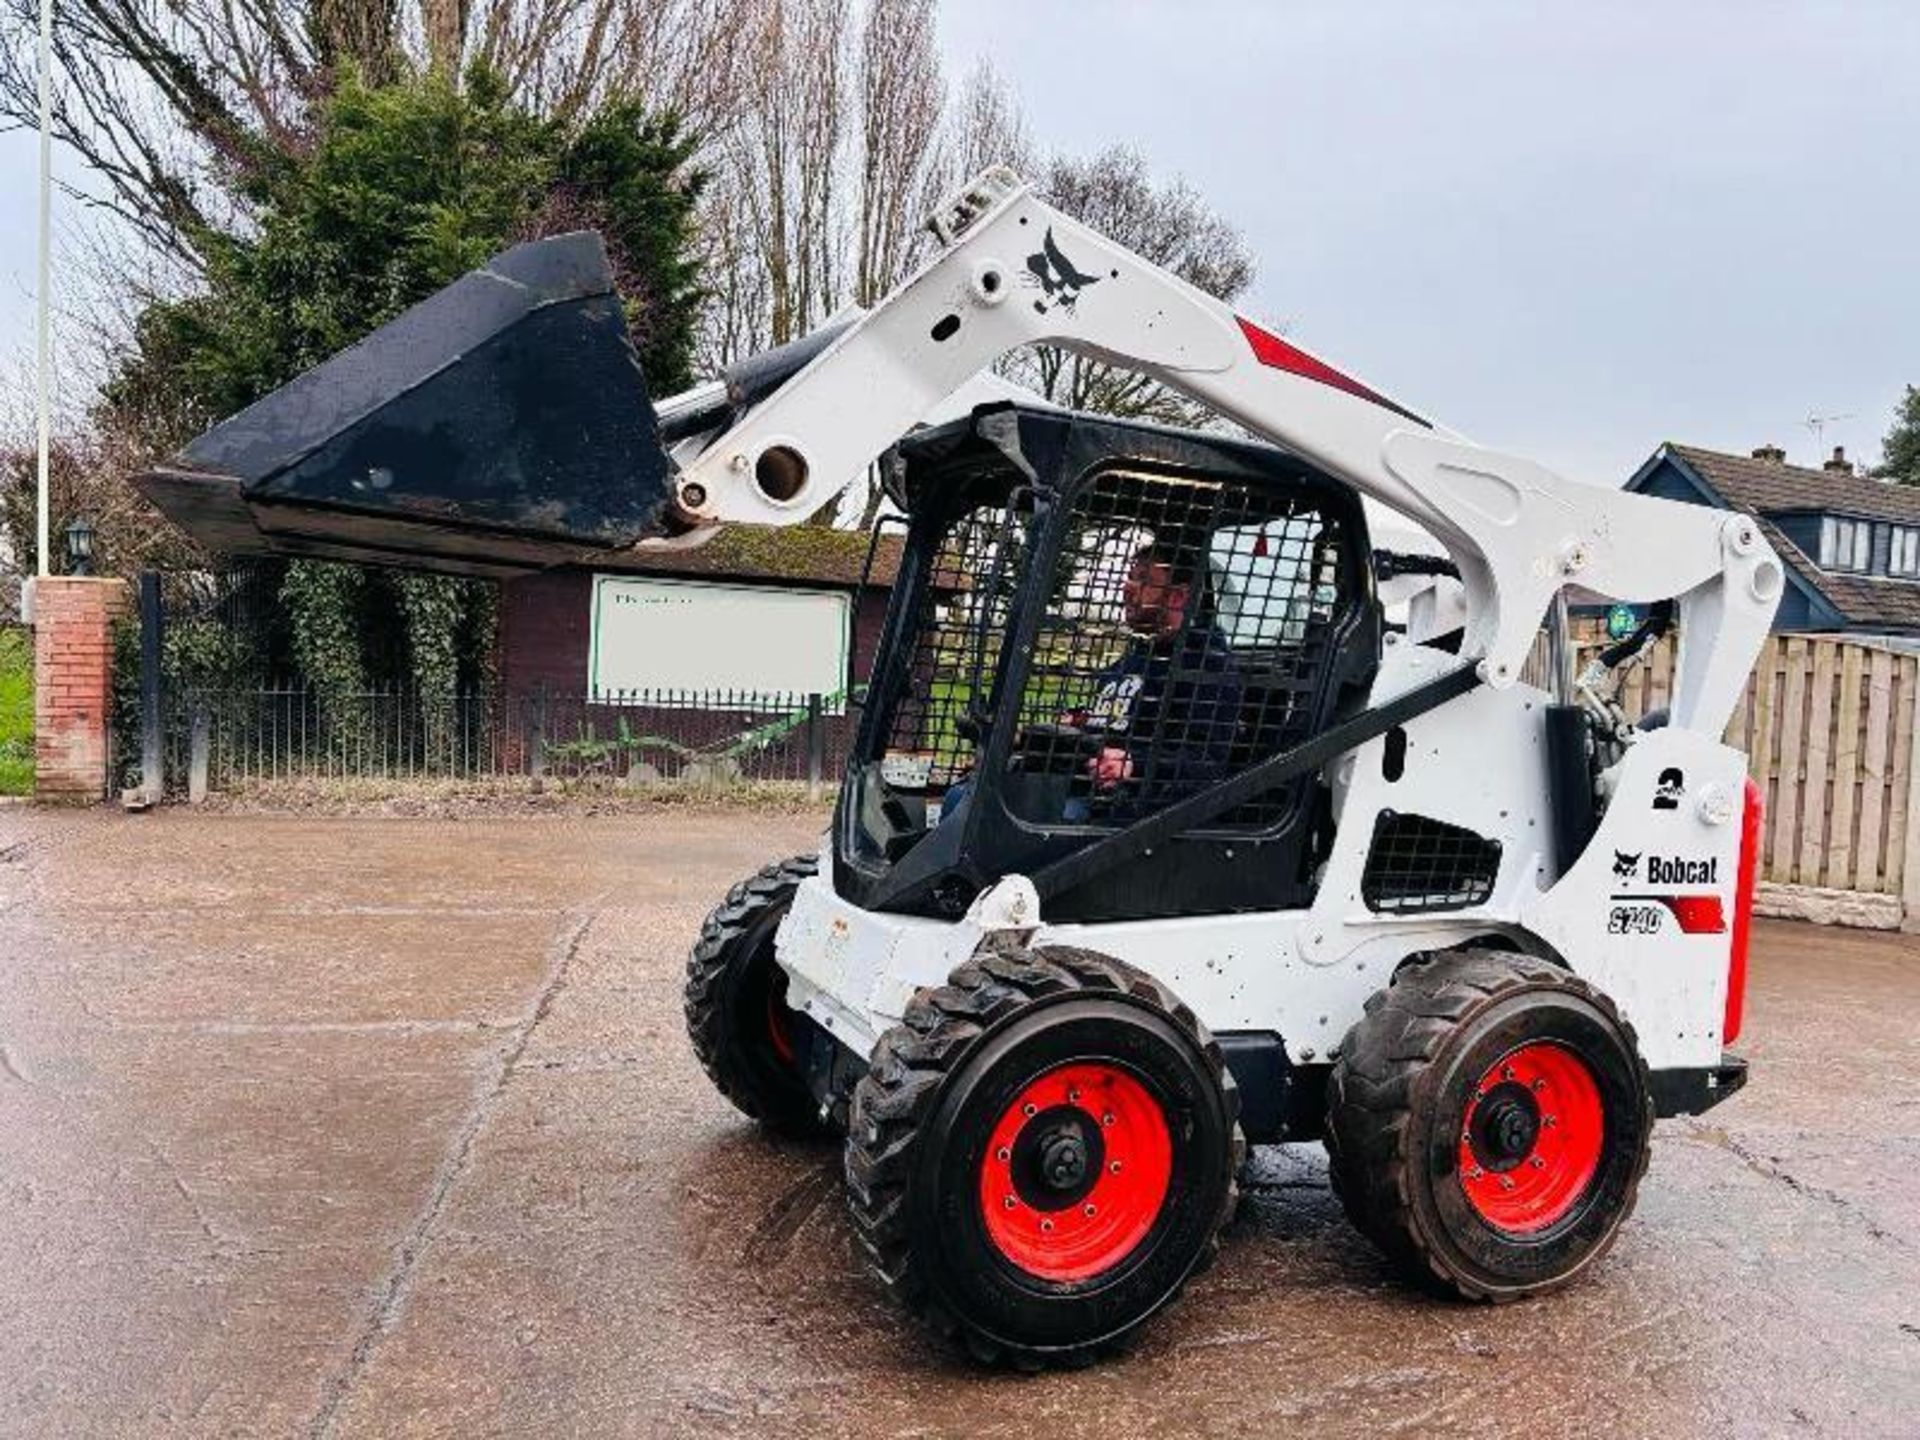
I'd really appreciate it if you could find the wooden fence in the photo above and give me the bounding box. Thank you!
[1726,636,1918,905]
[1531,620,1920,922]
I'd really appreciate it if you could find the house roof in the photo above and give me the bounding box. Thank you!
[1649,444,1920,633]
[595,524,906,588]
[1751,515,1920,631]
[1666,444,1920,524]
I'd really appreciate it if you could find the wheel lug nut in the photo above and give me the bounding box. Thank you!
[1502,1065,1516,1081]
[1500,1176,1515,1190]
[1083,1204,1097,1217]
[1532,1078,1547,1092]
[1531,1156,1546,1169]
[1068,1088,1081,1103]
[1543,1115,1557,1127]
[1040,1219,1054,1233]
[1023,1103,1037,1117]
[1102,1112,1115,1127]
[1467,1166,1484,1180]
[1109,1160,1122,1174]
[1003,1195,1017,1209]
[996,1147,1011,1162]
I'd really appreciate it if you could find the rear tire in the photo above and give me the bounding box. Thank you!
[846,946,1242,1368]
[1325,948,1653,1301]
[684,855,832,1138]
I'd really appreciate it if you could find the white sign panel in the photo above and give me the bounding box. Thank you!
[589,576,851,704]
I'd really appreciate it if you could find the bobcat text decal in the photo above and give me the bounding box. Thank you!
[1646,855,1719,886]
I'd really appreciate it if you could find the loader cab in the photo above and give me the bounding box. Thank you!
[837,405,1381,922]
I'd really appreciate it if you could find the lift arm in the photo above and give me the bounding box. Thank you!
[667,168,1784,740]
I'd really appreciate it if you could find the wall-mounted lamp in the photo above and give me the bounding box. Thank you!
[64,516,95,577]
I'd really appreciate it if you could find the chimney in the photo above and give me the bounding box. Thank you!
[1751,443,1786,463]
[1824,445,1851,475]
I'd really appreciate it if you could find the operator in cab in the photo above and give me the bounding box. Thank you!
[1065,537,1244,821]
[942,535,1243,826]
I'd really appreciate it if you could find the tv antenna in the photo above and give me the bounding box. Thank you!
[1804,412,1855,457]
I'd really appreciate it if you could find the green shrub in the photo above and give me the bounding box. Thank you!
[0,627,31,796]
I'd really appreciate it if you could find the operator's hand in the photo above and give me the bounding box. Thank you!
[1088,746,1134,791]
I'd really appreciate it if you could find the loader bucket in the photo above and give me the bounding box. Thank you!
[134,233,678,576]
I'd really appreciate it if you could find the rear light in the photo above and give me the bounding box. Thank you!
[1658,895,1726,934]
[1724,776,1764,1045]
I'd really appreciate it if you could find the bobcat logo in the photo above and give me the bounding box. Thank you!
[1024,228,1103,315]
[1613,850,1641,882]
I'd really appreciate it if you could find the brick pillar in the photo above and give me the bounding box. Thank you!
[32,577,130,803]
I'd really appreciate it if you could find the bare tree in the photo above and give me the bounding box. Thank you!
[482,0,754,130]
[0,0,747,277]
[944,59,1030,182]
[704,0,850,348]
[419,0,470,77]
[851,0,942,305]
[696,1,1024,364]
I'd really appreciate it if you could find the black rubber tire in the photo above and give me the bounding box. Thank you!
[1325,948,1654,1302]
[684,854,832,1138]
[845,945,1243,1368]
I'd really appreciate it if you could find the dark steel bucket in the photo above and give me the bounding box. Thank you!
[135,233,678,576]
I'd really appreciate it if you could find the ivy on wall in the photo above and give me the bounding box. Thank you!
[283,561,372,698]
[280,560,497,708]
[399,572,464,760]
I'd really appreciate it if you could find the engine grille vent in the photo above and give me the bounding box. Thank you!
[1360,810,1501,913]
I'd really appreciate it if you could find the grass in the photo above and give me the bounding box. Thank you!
[0,627,30,796]
[921,655,1110,764]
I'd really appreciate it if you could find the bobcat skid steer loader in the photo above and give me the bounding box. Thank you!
[141,168,1780,1368]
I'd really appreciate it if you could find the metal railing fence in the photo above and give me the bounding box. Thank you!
[153,686,857,797]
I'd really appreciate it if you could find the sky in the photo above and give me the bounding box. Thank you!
[1,1,1916,483]
[936,1,1920,483]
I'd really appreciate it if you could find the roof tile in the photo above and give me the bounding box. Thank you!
[598,525,905,587]
[1668,444,1920,524]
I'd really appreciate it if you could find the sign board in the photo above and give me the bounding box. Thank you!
[589,576,851,707]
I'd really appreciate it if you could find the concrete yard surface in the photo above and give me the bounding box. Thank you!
[1,808,1916,1437]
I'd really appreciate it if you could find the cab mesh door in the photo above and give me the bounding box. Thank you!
[1008,467,1359,836]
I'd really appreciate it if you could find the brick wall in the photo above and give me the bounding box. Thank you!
[497,568,892,697]
[32,577,129,803]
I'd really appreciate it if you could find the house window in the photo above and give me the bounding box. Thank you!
[1890,526,1920,579]
[1820,515,1872,573]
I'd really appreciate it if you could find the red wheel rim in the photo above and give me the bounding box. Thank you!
[1458,1041,1605,1234]
[766,989,797,1067]
[978,1062,1173,1282]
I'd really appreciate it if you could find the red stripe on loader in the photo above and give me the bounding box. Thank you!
[1235,317,1430,427]
[1724,778,1764,1045]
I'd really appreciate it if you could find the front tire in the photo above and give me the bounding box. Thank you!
[1325,949,1653,1301]
[846,946,1242,1368]
[684,854,831,1137]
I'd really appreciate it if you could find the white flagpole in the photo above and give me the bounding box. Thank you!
[35,0,53,577]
